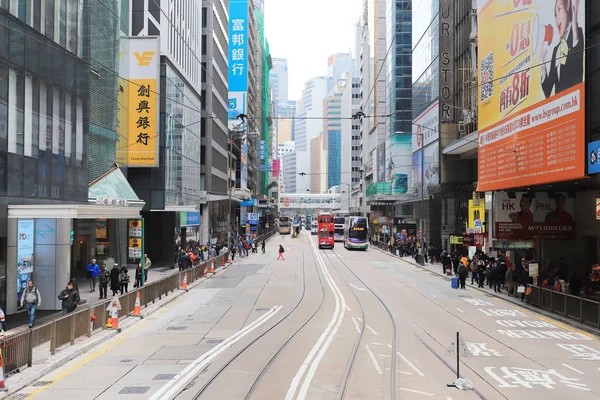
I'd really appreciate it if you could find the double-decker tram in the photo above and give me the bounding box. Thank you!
[333,216,345,242]
[278,216,291,235]
[311,220,318,235]
[343,216,369,250]
[317,213,335,249]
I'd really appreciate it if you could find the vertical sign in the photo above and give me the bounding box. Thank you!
[228,0,248,92]
[127,37,160,167]
[439,0,455,123]
[17,220,35,304]
[272,159,281,177]
[128,219,143,259]
[259,140,266,160]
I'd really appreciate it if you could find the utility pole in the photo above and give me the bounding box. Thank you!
[227,137,233,248]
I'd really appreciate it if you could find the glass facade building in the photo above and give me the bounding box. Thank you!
[0,1,90,311]
[412,0,439,118]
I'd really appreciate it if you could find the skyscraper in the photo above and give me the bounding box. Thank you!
[295,76,328,153]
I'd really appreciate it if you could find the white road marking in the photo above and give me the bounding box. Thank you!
[345,305,352,312]
[412,283,417,286]
[287,237,348,400]
[352,317,361,334]
[357,317,363,322]
[366,325,379,335]
[399,371,414,375]
[562,363,584,375]
[456,308,464,313]
[398,388,435,396]
[148,305,283,400]
[431,294,437,298]
[397,352,425,377]
[349,283,367,291]
[365,344,383,375]
[372,342,383,346]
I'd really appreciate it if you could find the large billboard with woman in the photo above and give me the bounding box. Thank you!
[477,0,586,191]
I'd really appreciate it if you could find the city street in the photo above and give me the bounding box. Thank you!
[11,231,600,400]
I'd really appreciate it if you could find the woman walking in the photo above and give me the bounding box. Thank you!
[277,245,285,260]
[119,266,130,294]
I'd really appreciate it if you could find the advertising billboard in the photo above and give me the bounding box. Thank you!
[124,37,160,167]
[468,199,486,233]
[386,134,411,194]
[587,139,600,174]
[412,100,439,153]
[228,0,248,92]
[495,191,575,240]
[17,219,34,304]
[477,0,586,191]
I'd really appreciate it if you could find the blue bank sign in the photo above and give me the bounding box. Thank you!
[588,140,600,174]
[228,0,248,92]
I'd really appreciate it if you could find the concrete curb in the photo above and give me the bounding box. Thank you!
[0,259,232,398]
[373,246,600,338]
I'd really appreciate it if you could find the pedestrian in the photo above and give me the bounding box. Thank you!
[458,264,468,289]
[144,253,152,281]
[231,246,236,261]
[58,281,80,314]
[110,263,120,296]
[261,241,266,254]
[119,266,130,294]
[87,258,100,292]
[518,265,530,302]
[98,264,110,299]
[0,307,6,334]
[19,280,41,328]
[134,263,143,288]
[277,244,285,260]
[506,264,518,297]
[470,257,478,285]
[477,261,486,288]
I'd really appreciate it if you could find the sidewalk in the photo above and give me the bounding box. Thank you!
[8,260,205,332]
[373,247,600,337]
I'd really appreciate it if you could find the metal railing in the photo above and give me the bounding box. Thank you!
[1,230,277,377]
[526,285,600,329]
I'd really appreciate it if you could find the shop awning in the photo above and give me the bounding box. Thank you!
[8,166,145,219]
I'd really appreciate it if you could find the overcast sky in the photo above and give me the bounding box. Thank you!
[264,0,363,101]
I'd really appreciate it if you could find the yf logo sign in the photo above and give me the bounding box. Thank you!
[134,51,155,66]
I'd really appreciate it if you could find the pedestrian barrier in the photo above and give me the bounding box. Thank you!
[0,230,278,377]
[0,347,7,391]
[526,285,600,328]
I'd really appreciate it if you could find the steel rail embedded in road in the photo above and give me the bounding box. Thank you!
[186,236,328,400]
[326,248,398,400]
[319,249,366,400]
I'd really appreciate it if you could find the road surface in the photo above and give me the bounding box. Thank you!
[11,231,600,399]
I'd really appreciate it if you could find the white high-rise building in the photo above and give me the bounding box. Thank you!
[271,58,289,102]
[341,74,362,212]
[295,76,328,153]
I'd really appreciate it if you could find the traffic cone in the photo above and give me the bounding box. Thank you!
[181,273,188,291]
[0,348,7,391]
[109,300,119,329]
[227,255,232,264]
[221,257,225,267]
[203,266,208,277]
[210,260,215,274]
[130,291,142,317]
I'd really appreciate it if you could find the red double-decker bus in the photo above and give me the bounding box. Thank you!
[318,213,335,249]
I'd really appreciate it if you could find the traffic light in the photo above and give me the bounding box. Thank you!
[70,230,75,245]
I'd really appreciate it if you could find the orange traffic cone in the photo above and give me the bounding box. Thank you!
[221,257,225,267]
[131,291,142,317]
[227,255,232,264]
[210,260,215,274]
[181,273,188,291]
[109,300,119,329]
[0,347,7,391]
[203,266,208,277]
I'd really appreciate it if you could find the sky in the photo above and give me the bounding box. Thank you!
[264,0,364,101]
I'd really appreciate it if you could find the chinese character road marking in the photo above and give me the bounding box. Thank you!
[557,344,600,361]
[464,298,495,306]
[484,366,589,391]
[465,342,501,357]
[498,329,592,340]
[479,308,526,317]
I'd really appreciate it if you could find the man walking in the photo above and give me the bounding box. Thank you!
[20,280,41,328]
[144,254,152,282]
[87,259,100,292]
[506,264,518,297]
[98,264,110,299]
[58,281,80,314]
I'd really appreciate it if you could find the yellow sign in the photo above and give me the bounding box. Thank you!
[128,238,142,248]
[128,78,157,165]
[449,235,463,245]
[128,220,142,229]
[134,51,156,66]
[468,200,485,233]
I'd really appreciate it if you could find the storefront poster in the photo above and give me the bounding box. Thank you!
[495,191,575,240]
[411,151,422,196]
[468,200,486,233]
[588,139,600,174]
[477,0,586,191]
[424,142,439,192]
[412,100,439,153]
[17,219,34,304]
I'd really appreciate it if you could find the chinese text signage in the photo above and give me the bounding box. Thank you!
[125,37,160,167]
[495,191,575,240]
[229,0,248,92]
[128,219,143,259]
[477,0,586,191]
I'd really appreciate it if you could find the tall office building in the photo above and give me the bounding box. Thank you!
[201,0,231,242]
[341,76,362,211]
[295,76,328,152]
[324,85,344,190]
[128,0,204,261]
[327,53,353,92]
[310,135,323,193]
[270,58,289,102]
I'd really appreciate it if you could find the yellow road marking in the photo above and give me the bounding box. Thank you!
[23,305,172,398]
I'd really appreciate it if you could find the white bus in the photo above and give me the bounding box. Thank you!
[343,217,369,250]
[333,217,345,242]
[311,220,318,235]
